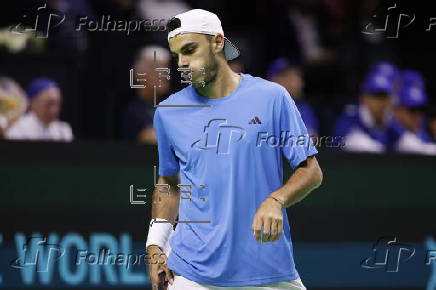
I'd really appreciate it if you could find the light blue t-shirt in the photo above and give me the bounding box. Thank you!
[153,73,318,286]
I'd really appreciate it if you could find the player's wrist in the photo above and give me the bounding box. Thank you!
[146,218,174,255]
[267,194,285,208]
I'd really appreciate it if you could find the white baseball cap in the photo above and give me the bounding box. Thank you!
[167,9,240,61]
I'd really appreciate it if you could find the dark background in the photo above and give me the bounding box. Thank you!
[0,142,435,289]
[1,0,435,140]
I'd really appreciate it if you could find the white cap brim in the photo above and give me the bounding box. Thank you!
[167,9,240,61]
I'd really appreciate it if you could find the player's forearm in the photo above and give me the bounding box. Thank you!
[270,156,323,208]
[151,175,180,225]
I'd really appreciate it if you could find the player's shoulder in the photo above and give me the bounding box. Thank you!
[154,86,193,118]
[244,74,287,95]
[243,73,289,102]
[157,85,192,106]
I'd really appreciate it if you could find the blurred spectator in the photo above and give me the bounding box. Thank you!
[267,58,318,136]
[0,77,27,137]
[427,105,436,143]
[46,0,94,56]
[122,45,170,144]
[367,61,400,95]
[369,62,399,82]
[333,71,402,153]
[4,77,73,141]
[393,71,436,155]
[394,73,428,138]
[287,0,335,65]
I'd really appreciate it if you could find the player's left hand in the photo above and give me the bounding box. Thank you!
[251,196,283,242]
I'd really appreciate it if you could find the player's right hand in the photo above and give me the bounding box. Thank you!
[251,196,284,242]
[147,245,174,289]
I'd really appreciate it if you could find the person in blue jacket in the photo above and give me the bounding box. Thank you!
[393,70,436,155]
[333,71,402,153]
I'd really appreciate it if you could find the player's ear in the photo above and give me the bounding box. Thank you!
[211,34,225,55]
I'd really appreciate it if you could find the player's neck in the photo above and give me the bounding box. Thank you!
[195,63,241,99]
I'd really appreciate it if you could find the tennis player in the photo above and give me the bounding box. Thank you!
[146,9,323,290]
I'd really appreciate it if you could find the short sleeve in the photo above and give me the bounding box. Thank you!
[276,88,318,169]
[153,109,180,176]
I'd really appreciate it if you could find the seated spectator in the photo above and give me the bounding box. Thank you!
[369,62,398,80]
[122,45,170,144]
[333,72,402,153]
[0,77,27,138]
[5,77,73,141]
[267,58,319,136]
[398,70,425,89]
[393,71,436,155]
[427,105,436,143]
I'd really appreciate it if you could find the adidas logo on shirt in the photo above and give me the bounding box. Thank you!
[248,116,262,124]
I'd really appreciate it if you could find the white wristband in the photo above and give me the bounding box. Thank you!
[146,218,175,257]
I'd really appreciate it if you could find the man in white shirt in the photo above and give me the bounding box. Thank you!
[5,77,73,141]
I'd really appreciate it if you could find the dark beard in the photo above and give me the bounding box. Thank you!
[193,50,219,88]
